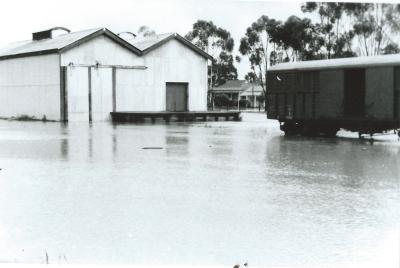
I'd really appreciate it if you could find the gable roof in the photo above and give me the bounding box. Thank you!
[0,28,142,60]
[211,80,252,92]
[269,53,400,72]
[132,32,213,60]
[240,84,264,96]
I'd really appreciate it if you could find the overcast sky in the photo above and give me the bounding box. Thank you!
[0,0,324,78]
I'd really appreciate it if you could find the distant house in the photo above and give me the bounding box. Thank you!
[0,27,212,122]
[210,79,264,109]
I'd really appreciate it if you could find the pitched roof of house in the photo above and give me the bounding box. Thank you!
[269,53,400,72]
[131,32,213,60]
[240,84,264,96]
[211,80,252,92]
[0,28,142,60]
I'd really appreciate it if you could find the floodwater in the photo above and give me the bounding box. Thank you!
[0,113,399,267]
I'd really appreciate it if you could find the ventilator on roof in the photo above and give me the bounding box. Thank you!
[32,27,71,41]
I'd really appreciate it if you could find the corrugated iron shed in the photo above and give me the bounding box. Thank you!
[131,32,213,60]
[0,28,142,60]
[0,29,212,61]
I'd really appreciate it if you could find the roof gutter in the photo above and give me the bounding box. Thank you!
[0,49,59,61]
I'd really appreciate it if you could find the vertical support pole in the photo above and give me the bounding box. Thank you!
[237,93,240,111]
[284,93,287,117]
[393,67,399,121]
[293,93,297,120]
[312,92,316,119]
[60,66,65,122]
[112,67,116,112]
[60,66,68,122]
[88,67,92,122]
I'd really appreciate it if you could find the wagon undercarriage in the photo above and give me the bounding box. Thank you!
[280,119,400,138]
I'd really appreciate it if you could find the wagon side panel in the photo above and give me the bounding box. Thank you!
[394,67,400,121]
[315,70,344,119]
[365,67,393,120]
[266,72,278,119]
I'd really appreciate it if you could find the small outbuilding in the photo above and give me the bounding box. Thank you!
[0,27,211,122]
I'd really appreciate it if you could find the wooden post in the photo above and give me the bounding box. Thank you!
[112,67,116,112]
[60,66,68,122]
[237,93,240,111]
[88,67,92,122]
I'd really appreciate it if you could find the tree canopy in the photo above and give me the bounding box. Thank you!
[185,20,237,87]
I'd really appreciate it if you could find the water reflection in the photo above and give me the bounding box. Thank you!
[165,131,189,156]
[0,114,398,266]
[265,135,399,189]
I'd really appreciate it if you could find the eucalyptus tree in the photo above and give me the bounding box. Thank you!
[185,20,237,87]
[279,15,324,61]
[136,25,156,38]
[239,15,281,94]
[345,3,400,56]
[301,2,355,59]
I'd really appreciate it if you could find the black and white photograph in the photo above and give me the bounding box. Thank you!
[0,0,399,267]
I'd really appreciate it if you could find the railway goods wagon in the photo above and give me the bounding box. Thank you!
[266,55,400,137]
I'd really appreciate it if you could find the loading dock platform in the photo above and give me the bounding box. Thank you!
[110,111,241,123]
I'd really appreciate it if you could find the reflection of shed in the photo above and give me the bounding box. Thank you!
[0,27,211,122]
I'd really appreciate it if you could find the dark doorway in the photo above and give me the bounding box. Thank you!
[166,83,188,112]
[344,68,365,117]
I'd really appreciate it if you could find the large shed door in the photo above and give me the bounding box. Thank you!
[344,68,365,117]
[166,83,188,112]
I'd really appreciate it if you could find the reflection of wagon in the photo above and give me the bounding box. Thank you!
[266,55,400,137]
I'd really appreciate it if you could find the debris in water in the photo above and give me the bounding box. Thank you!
[142,147,163,150]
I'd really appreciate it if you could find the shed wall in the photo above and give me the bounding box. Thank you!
[66,66,90,122]
[0,54,60,120]
[61,35,143,66]
[62,36,208,119]
[61,35,145,121]
[117,39,208,112]
[65,66,114,122]
[365,67,393,119]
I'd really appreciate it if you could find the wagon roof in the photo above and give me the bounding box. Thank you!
[0,28,142,60]
[131,32,213,60]
[269,54,400,72]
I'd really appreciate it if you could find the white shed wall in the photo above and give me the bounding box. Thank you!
[61,35,145,121]
[61,35,208,121]
[66,66,89,122]
[91,68,113,121]
[117,39,208,112]
[0,54,60,120]
[61,35,143,66]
